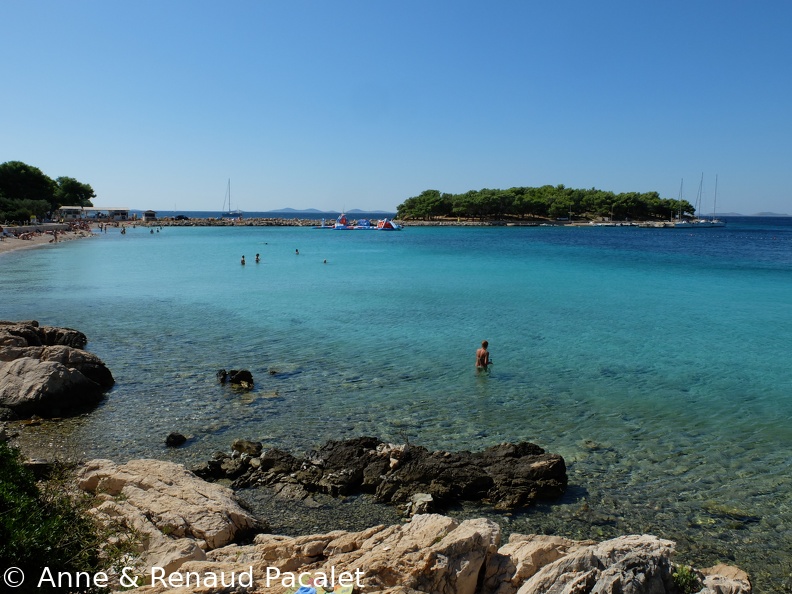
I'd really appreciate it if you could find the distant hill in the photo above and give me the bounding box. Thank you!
[714,212,790,217]
[271,208,323,213]
[267,208,393,214]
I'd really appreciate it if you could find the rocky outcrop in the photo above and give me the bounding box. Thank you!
[193,437,567,512]
[69,458,749,593]
[0,320,113,417]
[77,459,262,576]
[0,320,87,348]
[125,512,751,594]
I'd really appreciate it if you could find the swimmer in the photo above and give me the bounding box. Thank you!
[476,340,492,372]
[241,255,246,265]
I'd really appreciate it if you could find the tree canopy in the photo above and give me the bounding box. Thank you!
[396,185,695,222]
[0,161,95,222]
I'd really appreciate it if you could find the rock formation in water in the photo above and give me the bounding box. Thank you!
[193,436,567,512]
[217,368,254,390]
[0,320,114,418]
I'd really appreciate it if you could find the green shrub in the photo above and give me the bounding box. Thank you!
[0,442,111,592]
[672,563,702,594]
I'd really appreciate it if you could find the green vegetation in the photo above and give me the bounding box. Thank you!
[396,186,695,222]
[0,442,131,593]
[672,564,702,594]
[0,161,95,223]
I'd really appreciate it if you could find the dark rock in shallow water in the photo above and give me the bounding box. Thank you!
[195,436,567,512]
[232,438,262,456]
[0,321,114,418]
[216,368,254,389]
[165,432,187,447]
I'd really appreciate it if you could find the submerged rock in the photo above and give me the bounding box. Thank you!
[165,432,187,447]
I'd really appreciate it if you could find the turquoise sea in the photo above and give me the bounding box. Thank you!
[2,217,791,591]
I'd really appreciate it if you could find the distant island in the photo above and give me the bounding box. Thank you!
[395,186,790,222]
[716,212,789,217]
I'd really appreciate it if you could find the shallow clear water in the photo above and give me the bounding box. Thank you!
[2,218,792,591]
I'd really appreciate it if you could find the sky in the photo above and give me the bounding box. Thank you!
[2,1,791,214]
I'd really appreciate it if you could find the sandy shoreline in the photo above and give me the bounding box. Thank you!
[0,225,95,256]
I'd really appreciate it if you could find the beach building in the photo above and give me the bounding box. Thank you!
[142,210,157,222]
[56,206,85,221]
[56,206,131,221]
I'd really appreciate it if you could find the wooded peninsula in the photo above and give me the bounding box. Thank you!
[396,186,696,222]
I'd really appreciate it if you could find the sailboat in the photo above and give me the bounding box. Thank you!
[674,174,725,228]
[220,179,243,219]
[693,174,725,227]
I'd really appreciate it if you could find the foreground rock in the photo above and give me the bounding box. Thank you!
[193,437,567,512]
[125,512,751,594]
[77,459,262,576]
[70,459,749,593]
[0,320,114,418]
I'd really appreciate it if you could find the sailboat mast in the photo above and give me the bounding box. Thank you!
[678,178,684,220]
[713,174,718,220]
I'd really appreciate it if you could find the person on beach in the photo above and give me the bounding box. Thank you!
[241,255,246,265]
[476,340,492,372]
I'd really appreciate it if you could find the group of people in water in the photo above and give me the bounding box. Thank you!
[240,253,262,265]
[240,250,328,265]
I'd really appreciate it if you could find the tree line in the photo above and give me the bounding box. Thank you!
[0,161,95,223]
[396,185,696,222]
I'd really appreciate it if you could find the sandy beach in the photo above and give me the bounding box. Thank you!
[0,225,95,256]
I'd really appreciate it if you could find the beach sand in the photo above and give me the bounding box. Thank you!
[0,227,95,256]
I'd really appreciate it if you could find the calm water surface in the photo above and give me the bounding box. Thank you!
[2,217,791,591]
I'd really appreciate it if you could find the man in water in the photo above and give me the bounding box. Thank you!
[241,255,246,265]
[476,340,492,372]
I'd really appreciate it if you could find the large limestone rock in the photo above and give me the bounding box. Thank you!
[77,459,261,577]
[0,320,113,417]
[123,510,751,594]
[0,358,105,417]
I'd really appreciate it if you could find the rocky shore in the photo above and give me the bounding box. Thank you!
[70,458,751,593]
[0,321,754,592]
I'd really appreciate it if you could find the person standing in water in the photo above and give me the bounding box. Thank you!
[476,340,492,372]
[241,255,246,265]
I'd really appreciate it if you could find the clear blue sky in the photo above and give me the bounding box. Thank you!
[2,1,790,214]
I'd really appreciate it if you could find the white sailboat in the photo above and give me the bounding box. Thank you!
[674,174,725,228]
[220,179,243,218]
[694,174,725,227]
